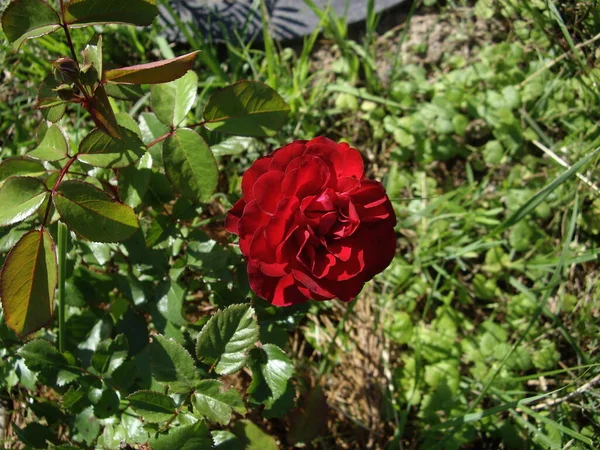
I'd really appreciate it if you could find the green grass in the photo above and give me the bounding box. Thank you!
[1,0,600,449]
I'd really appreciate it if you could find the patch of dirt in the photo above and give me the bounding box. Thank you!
[375,10,506,82]
[292,286,399,450]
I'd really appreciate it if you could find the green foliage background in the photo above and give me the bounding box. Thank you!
[0,0,599,449]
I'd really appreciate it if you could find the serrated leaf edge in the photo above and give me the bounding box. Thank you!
[195,303,257,371]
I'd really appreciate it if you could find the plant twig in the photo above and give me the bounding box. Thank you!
[59,0,78,63]
[530,373,600,411]
[532,140,600,194]
[147,131,173,149]
[41,156,78,228]
[519,32,600,88]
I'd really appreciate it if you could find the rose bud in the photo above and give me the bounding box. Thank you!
[52,57,79,83]
[226,137,397,306]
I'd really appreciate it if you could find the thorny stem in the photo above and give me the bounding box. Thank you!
[146,120,209,148]
[41,156,77,228]
[147,131,173,149]
[186,120,207,129]
[62,25,78,64]
[59,1,78,64]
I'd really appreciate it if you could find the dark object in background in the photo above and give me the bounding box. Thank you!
[159,0,408,42]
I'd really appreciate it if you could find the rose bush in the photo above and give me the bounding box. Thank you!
[226,137,397,306]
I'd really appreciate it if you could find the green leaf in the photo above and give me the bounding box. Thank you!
[65,0,158,26]
[149,423,212,450]
[163,128,218,202]
[118,152,153,208]
[247,344,294,407]
[89,384,119,419]
[192,380,246,425]
[78,126,145,168]
[17,339,69,372]
[36,75,67,122]
[62,386,89,413]
[80,34,103,89]
[156,280,187,326]
[261,381,295,419]
[91,334,128,376]
[13,422,56,449]
[1,0,60,50]
[28,124,69,161]
[104,83,145,101]
[73,406,101,445]
[231,420,278,450]
[149,335,199,393]
[212,431,244,450]
[0,158,45,184]
[151,70,198,127]
[139,112,169,145]
[105,51,199,85]
[145,214,175,248]
[1,230,57,336]
[203,81,290,137]
[128,390,176,423]
[88,85,122,139]
[53,181,139,243]
[115,111,142,136]
[0,177,48,227]
[196,304,259,375]
[211,136,254,158]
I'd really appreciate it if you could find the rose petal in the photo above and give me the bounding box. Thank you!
[253,170,285,214]
[337,176,360,193]
[297,284,331,301]
[300,192,337,236]
[328,240,352,262]
[326,245,365,281]
[242,157,271,201]
[363,223,397,280]
[272,273,309,306]
[282,155,330,198]
[351,180,388,208]
[331,199,360,237]
[292,269,335,299]
[249,227,289,277]
[238,200,270,255]
[312,250,336,278]
[270,140,307,171]
[225,197,246,235]
[324,276,365,302]
[248,263,279,301]
[265,197,300,248]
[337,143,364,179]
[295,229,320,271]
[305,138,364,181]
[275,224,301,266]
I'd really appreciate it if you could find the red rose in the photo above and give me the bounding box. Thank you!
[225,137,397,306]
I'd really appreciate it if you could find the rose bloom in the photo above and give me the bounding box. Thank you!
[225,137,397,306]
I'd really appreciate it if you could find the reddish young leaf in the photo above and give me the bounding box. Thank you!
[88,85,121,139]
[104,51,200,85]
[0,229,57,336]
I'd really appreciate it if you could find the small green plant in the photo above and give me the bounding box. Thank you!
[0,0,306,447]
